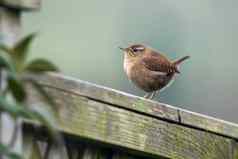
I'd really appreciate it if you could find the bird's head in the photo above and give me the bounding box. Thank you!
[119,44,146,58]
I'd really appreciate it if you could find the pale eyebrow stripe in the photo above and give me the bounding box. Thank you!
[137,47,144,50]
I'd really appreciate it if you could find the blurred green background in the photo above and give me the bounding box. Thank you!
[23,1,238,122]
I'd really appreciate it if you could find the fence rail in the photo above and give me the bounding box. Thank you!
[25,73,238,159]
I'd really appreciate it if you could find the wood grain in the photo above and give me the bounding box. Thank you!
[179,109,238,139]
[26,73,180,122]
[26,85,234,159]
[26,73,238,140]
[232,140,238,159]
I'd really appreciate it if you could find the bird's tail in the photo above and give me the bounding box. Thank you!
[173,56,190,73]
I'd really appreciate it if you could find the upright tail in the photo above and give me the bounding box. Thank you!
[173,56,190,73]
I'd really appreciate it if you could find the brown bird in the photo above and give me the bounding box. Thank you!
[119,44,190,99]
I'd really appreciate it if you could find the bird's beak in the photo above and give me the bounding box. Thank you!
[118,47,126,51]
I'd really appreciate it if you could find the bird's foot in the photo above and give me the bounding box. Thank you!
[144,91,158,100]
[144,93,151,99]
[149,91,157,99]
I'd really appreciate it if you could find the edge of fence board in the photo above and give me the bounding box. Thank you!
[27,73,180,122]
[26,73,238,140]
[0,0,41,10]
[179,109,238,139]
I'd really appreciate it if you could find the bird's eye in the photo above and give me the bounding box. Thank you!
[132,47,144,52]
[132,48,138,52]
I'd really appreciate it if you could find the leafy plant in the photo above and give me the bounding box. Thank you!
[0,33,60,159]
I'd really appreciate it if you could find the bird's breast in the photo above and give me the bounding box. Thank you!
[123,57,135,79]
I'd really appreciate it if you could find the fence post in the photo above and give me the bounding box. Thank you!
[0,1,41,157]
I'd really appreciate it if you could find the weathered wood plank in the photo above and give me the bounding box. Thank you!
[0,7,20,46]
[23,132,36,159]
[80,147,109,159]
[0,0,41,10]
[179,109,238,139]
[29,141,43,159]
[232,140,238,159]
[26,73,238,140]
[26,85,234,159]
[65,144,83,159]
[26,73,179,122]
[46,144,70,159]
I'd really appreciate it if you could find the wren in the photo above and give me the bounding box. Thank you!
[119,44,190,99]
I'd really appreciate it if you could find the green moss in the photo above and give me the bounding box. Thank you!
[131,99,148,112]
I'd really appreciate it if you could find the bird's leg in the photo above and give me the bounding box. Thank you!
[149,91,156,99]
[143,93,151,99]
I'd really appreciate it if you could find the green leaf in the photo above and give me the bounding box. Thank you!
[21,77,62,141]
[29,106,58,138]
[7,73,26,102]
[0,95,27,118]
[0,45,12,55]
[12,33,36,65]
[25,58,59,73]
[0,95,19,117]
[0,54,14,71]
[0,95,58,139]
[22,78,56,107]
[0,143,23,159]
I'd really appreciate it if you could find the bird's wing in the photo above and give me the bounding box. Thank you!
[142,52,178,73]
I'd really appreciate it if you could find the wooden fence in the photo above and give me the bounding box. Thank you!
[24,73,238,159]
[1,1,238,159]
